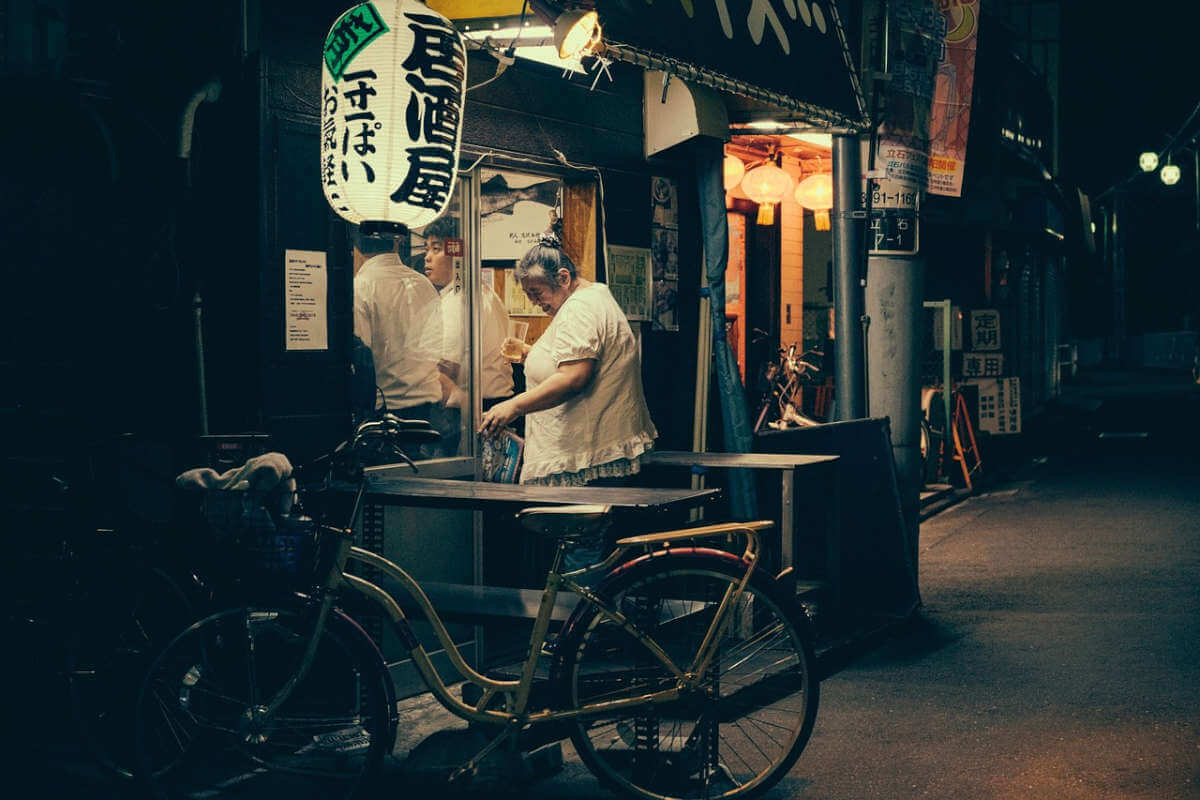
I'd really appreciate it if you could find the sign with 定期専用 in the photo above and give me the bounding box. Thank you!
[969,309,1001,351]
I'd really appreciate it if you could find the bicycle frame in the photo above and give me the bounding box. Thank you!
[262,519,772,732]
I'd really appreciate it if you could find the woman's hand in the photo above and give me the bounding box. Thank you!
[478,397,522,437]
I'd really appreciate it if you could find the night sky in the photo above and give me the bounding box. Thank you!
[1059,5,1199,331]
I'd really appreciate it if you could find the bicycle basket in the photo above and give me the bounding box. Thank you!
[203,490,316,580]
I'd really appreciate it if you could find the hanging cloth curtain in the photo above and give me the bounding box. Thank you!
[695,138,758,520]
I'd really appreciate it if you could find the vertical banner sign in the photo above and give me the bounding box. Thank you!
[875,0,943,188]
[284,250,329,351]
[927,0,980,196]
[321,1,467,228]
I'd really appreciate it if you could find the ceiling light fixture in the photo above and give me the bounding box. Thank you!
[553,9,602,59]
[741,155,792,226]
[795,173,833,230]
[723,155,745,191]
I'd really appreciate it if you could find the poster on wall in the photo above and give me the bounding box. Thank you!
[284,249,328,351]
[651,176,680,331]
[606,245,652,321]
[653,279,679,331]
[503,273,546,317]
[651,176,679,229]
[972,377,1021,435]
[479,168,562,261]
[651,227,678,280]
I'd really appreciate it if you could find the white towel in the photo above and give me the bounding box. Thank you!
[176,452,296,515]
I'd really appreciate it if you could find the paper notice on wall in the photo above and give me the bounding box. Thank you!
[606,245,652,321]
[971,377,1021,435]
[284,249,328,351]
[503,271,546,316]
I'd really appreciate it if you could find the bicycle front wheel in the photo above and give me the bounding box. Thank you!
[134,603,392,800]
[558,554,819,800]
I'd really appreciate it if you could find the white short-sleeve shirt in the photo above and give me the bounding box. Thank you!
[521,283,657,483]
[353,254,443,411]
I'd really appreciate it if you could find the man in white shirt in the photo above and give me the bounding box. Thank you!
[421,217,515,454]
[352,226,445,437]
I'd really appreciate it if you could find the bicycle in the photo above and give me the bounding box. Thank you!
[753,345,826,433]
[3,438,202,781]
[133,417,820,800]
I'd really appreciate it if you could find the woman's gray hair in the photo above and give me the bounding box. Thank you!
[515,233,577,285]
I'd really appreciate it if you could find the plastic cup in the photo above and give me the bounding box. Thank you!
[502,319,529,361]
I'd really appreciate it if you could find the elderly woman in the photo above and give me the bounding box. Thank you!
[479,234,657,492]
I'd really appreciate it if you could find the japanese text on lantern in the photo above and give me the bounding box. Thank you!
[324,2,389,81]
[321,70,382,204]
[390,12,464,211]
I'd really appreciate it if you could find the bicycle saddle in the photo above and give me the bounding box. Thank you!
[516,504,612,539]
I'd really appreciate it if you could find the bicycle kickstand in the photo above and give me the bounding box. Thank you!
[447,721,521,786]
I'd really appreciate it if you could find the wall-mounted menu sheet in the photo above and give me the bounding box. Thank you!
[285,249,328,351]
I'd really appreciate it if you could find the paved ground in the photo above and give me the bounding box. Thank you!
[386,370,1200,799]
[34,369,1200,799]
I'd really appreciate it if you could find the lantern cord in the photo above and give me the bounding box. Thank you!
[550,147,609,281]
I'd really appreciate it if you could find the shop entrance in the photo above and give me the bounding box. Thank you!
[727,198,781,412]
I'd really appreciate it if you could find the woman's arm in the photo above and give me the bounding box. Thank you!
[478,358,594,435]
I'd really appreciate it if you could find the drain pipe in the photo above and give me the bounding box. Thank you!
[179,80,222,436]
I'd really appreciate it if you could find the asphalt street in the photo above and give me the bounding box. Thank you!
[508,370,1200,799]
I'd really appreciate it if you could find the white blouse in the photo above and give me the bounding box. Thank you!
[521,283,657,484]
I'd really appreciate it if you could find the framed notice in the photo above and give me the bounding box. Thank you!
[606,245,652,321]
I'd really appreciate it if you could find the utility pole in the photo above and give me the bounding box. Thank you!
[832,134,866,419]
[860,0,931,571]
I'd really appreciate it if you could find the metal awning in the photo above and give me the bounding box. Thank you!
[430,0,869,130]
[595,0,868,131]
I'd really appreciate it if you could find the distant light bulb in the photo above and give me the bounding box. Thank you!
[1139,152,1159,172]
[1090,221,1097,233]
[1161,164,1182,185]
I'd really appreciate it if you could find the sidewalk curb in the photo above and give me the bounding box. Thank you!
[919,485,973,521]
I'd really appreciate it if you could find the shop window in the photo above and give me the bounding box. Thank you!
[479,167,565,348]
[350,179,477,461]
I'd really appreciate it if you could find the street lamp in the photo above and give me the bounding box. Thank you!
[1160,161,1182,186]
[1139,151,1159,172]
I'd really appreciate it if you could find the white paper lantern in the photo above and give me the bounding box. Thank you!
[723,155,746,191]
[741,161,792,225]
[321,1,467,229]
[795,173,833,230]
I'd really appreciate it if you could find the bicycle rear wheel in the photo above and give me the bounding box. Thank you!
[558,553,818,800]
[134,603,392,800]
[67,565,195,779]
